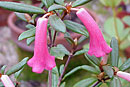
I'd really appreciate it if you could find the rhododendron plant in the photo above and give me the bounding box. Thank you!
[0,0,130,87]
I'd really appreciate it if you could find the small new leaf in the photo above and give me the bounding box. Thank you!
[64,32,74,45]
[50,44,70,60]
[48,4,66,12]
[74,49,88,56]
[52,67,59,87]
[59,64,64,75]
[26,37,35,46]
[14,68,24,80]
[103,65,114,78]
[0,65,7,74]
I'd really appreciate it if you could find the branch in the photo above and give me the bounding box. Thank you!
[57,54,73,87]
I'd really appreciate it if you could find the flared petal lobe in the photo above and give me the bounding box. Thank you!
[76,8,112,57]
[27,18,56,73]
[1,75,15,87]
[117,71,130,82]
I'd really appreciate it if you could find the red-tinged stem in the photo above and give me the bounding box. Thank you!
[57,54,73,87]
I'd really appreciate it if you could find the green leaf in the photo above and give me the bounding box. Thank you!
[64,32,74,45]
[120,77,130,87]
[60,64,64,75]
[49,15,66,33]
[63,65,99,80]
[0,82,4,87]
[78,35,88,44]
[113,0,122,7]
[60,82,66,87]
[122,16,130,26]
[52,67,59,87]
[50,44,70,60]
[104,17,124,42]
[72,0,91,7]
[73,78,97,87]
[110,76,122,87]
[99,0,121,7]
[6,57,29,76]
[48,4,66,12]
[99,0,110,6]
[14,67,24,80]
[84,53,100,72]
[103,66,114,78]
[119,58,130,71]
[85,53,100,66]
[110,37,119,67]
[0,1,45,14]
[120,28,130,41]
[55,0,65,5]
[74,49,88,56]
[120,35,130,50]
[15,12,27,22]
[64,20,89,37]
[25,24,36,30]
[81,65,99,74]
[42,0,54,8]
[26,36,35,46]
[18,29,35,41]
[0,65,7,74]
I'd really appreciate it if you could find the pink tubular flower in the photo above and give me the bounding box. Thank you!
[117,71,130,82]
[76,8,112,57]
[27,18,56,73]
[1,75,15,87]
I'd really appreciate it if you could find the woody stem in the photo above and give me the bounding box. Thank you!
[57,54,73,87]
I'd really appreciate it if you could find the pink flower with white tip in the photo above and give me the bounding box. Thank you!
[76,8,112,57]
[27,17,56,73]
[117,71,130,82]
[0,75,15,87]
